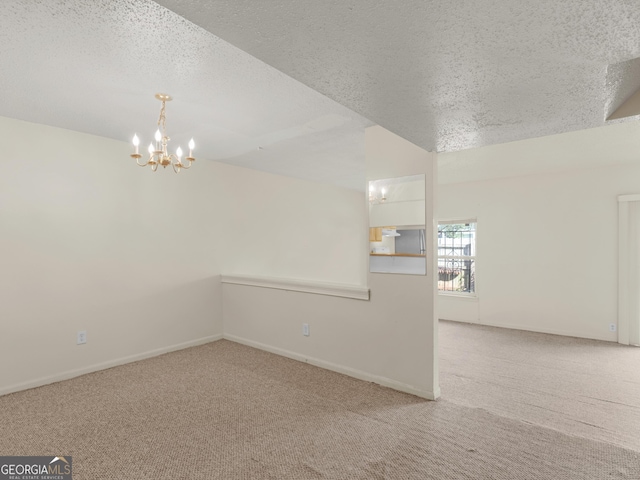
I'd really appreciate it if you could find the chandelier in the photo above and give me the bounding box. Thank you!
[130,94,195,173]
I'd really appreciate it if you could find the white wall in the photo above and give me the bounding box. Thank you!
[369,177,425,227]
[223,126,439,399]
[0,116,225,394]
[0,115,373,396]
[0,116,438,400]
[215,162,368,286]
[438,162,640,341]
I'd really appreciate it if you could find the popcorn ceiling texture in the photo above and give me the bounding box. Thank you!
[157,0,640,152]
[5,0,640,189]
[0,0,371,190]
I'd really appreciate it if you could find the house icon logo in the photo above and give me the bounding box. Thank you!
[0,456,73,479]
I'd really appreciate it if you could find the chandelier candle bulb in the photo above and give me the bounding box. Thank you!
[129,93,196,173]
[154,129,162,151]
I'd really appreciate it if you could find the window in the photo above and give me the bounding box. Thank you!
[438,221,476,294]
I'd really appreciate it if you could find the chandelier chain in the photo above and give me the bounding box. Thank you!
[157,100,167,137]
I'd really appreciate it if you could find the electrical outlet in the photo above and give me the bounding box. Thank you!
[609,324,617,332]
[302,323,310,336]
[77,330,87,345]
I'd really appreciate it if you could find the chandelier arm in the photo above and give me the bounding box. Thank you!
[136,156,151,167]
[180,161,192,170]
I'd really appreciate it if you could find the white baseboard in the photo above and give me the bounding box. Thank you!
[1,333,441,401]
[0,334,223,397]
[224,333,439,401]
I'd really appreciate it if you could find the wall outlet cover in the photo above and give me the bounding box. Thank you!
[609,324,617,332]
[302,323,310,336]
[77,330,87,345]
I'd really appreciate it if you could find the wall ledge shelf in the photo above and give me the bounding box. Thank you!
[220,274,370,301]
[370,253,425,257]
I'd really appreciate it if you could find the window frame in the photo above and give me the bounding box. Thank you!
[437,219,477,297]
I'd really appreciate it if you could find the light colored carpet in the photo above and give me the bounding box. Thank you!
[1,336,640,479]
[440,320,640,452]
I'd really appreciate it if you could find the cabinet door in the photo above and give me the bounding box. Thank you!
[369,227,382,242]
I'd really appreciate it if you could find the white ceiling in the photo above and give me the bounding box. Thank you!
[155,0,640,152]
[0,0,371,190]
[3,1,640,189]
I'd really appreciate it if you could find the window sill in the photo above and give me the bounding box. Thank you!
[438,292,478,301]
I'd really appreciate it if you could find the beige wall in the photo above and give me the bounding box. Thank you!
[0,117,438,400]
[367,126,438,397]
[369,177,426,227]
[223,274,436,396]
[0,115,373,395]
[223,126,439,399]
[215,162,368,286]
[0,117,224,394]
[438,162,640,341]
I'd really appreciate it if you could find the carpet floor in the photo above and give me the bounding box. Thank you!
[440,320,640,452]
[1,329,640,479]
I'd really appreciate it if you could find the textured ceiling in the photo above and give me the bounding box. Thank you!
[156,0,640,153]
[4,0,640,190]
[0,0,370,190]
